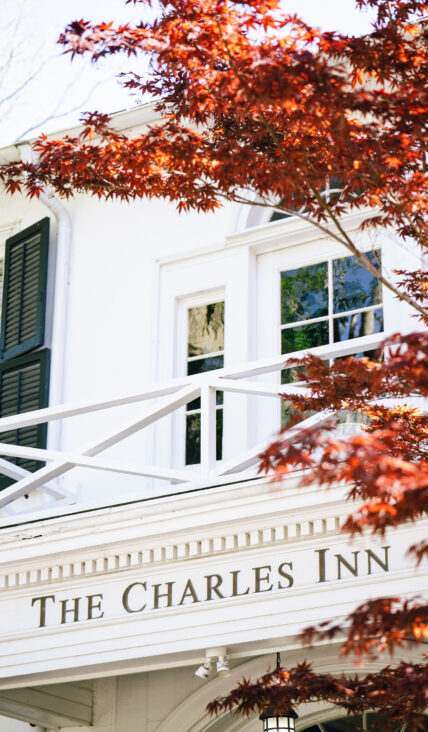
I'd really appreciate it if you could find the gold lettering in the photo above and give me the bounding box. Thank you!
[31,595,55,628]
[366,546,390,574]
[178,579,200,605]
[315,548,329,583]
[122,582,147,613]
[205,574,224,600]
[230,570,250,597]
[60,597,81,624]
[87,594,104,620]
[278,562,293,589]
[253,565,273,593]
[153,582,174,609]
[336,551,359,579]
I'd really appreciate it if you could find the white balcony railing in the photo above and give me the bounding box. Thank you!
[0,332,404,518]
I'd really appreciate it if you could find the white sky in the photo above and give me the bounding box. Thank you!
[0,0,376,148]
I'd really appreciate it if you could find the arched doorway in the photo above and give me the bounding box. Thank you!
[301,713,428,731]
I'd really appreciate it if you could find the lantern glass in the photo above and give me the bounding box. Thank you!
[262,715,296,731]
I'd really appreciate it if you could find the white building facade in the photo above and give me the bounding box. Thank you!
[0,105,425,732]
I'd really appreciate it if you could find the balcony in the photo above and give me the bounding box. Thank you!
[0,331,403,522]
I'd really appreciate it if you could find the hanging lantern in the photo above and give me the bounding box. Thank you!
[259,709,298,731]
[260,653,298,731]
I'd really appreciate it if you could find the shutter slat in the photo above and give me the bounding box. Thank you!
[0,218,49,360]
[0,350,50,491]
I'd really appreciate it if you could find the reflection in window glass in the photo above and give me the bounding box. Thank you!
[281,263,328,324]
[333,252,382,314]
[280,250,382,355]
[188,302,225,356]
[188,355,224,375]
[333,308,383,343]
[280,251,383,429]
[186,302,224,465]
[281,321,329,354]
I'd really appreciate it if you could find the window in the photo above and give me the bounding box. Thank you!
[280,251,383,359]
[270,178,344,223]
[280,251,382,427]
[0,218,50,490]
[185,301,224,465]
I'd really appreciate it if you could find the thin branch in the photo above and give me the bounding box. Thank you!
[215,18,427,319]
[14,78,107,142]
[0,53,57,110]
[256,110,428,320]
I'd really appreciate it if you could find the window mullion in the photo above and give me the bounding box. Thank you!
[187,349,225,363]
[280,314,329,330]
[328,258,333,347]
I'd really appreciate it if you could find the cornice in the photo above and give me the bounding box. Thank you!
[0,512,341,592]
[0,476,424,593]
[1,508,425,595]
[226,209,377,254]
[0,481,350,592]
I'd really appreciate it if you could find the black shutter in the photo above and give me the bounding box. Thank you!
[0,218,49,360]
[0,350,50,491]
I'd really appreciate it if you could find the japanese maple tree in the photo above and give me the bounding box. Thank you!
[0,0,427,728]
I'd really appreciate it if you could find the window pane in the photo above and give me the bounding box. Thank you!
[186,413,200,465]
[188,354,224,375]
[281,365,307,385]
[281,401,316,429]
[186,356,224,411]
[187,390,223,413]
[188,302,224,357]
[333,307,383,343]
[281,321,329,354]
[271,209,293,222]
[281,263,328,324]
[187,397,201,412]
[216,408,223,461]
[333,251,382,314]
[185,410,223,464]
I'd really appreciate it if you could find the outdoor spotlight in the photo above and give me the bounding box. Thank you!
[194,660,212,679]
[259,708,298,732]
[216,655,231,678]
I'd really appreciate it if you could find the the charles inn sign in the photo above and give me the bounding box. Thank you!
[31,545,390,628]
[0,525,425,687]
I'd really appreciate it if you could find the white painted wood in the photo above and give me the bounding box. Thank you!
[70,456,192,483]
[0,681,93,727]
[0,330,388,513]
[217,411,334,476]
[200,385,217,480]
[0,381,188,432]
[0,332,385,439]
[0,456,76,504]
[0,384,199,508]
[212,377,309,398]
[220,331,387,380]
[0,458,30,482]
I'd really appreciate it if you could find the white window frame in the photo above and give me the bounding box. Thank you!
[152,209,417,474]
[155,246,255,471]
[279,250,383,352]
[254,228,392,444]
[174,287,225,469]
